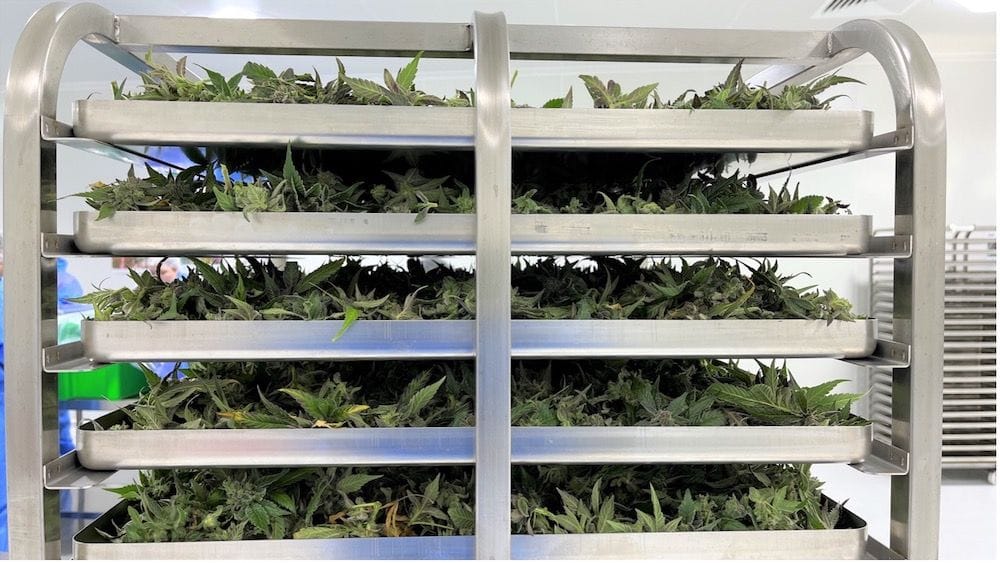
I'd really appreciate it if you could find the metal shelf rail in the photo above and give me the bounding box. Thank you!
[41,319,878,370]
[68,409,875,470]
[63,211,886,257]
[3,3,944,560]
[869,227,996,477]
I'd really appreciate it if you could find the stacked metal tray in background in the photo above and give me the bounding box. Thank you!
[869,227,997,477]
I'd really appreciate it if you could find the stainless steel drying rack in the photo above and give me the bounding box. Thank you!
[868,227,996,478]
[3,3,945,560]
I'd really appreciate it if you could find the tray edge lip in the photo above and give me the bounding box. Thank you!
[72,211,874,256]
[74,99,875,117]
[76,411,873,469]
[73,499,868,558]
[71,100,873,152]
[76,318,878,363]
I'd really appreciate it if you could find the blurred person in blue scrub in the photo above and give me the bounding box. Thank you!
[1,249,81,553]
[145,258,187,378]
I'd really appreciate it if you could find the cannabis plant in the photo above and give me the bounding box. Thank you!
[665,61,862,110]
[77,144,848,220]
[112,357,863,432]
[108,463,842,542]
[115,53,857,114]
[95,52,865,548]
[74,256,857,323]
[114,51,463,107]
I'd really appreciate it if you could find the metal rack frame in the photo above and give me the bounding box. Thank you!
[869,227,996,476]
[3,3,945,559]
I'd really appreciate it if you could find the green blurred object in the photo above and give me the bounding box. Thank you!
[57,312,148,400]
[58,363,148,400]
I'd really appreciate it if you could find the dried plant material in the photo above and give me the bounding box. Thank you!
[74,256,857,323]
[77,146,848,220]
[114,54,857,113]
[116,358,863,432]
[97,53,865,547]
[108,463,841,542]
[665,61,863,111]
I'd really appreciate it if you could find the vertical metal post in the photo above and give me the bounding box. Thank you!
[471,11,512,560]
[3,3,117,558]
[832,20,946,559]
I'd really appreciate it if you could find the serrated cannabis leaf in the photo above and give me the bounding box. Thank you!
[77,257,857,325]
[405,377,446,417]
[336,473,382,495]
[80,151,850,219]
[332,307,360,343]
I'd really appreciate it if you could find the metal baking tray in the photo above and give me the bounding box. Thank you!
[76,409,873,469]
[70,211,875,256]
[43,319,878,370]
[68,101,873,152]
[74,500,867,559]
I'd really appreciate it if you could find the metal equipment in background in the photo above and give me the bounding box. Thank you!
[869,227,997,481]
[4,3,945,559]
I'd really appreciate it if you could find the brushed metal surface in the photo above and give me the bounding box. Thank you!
[70,100,874,152]
[74,410,874,470]
[73,102,475,148]
[59,319,877,367]
[73,501,868,560]
[511,108,872,152]
[72,212,874,256]
[114,15,835,64]
[834,20,948,557]
[471,11,513,558]
[868,225,994,548]
[2,2,123,557]
[115,16,471,57]
[506,26,832,63]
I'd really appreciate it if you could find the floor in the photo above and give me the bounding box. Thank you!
[814,465,998,560]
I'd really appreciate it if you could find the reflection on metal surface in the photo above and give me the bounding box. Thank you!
[69,212,879,257]
[74,410,875,470]
[71,100,874,152]
[471,11,514,559]
[41,319,878,369]
[74,500,868,560]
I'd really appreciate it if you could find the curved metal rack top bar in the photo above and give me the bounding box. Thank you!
[5,5,120,558]
[3,2,944,560]
[829,20,946,560]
